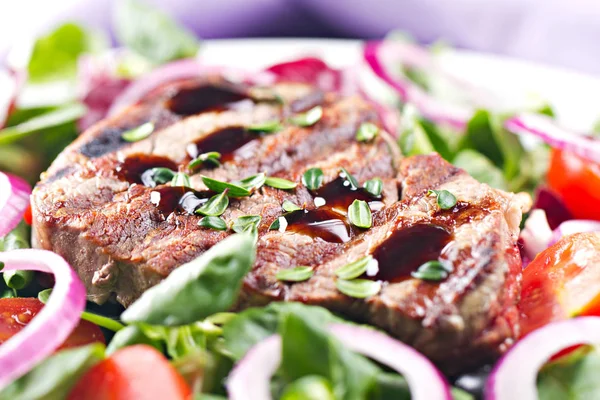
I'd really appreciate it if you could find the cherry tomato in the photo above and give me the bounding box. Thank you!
[519,232,600,337]
[68,345,191,400]
[547,149,600,220]
[23,204,32,226]
[0,298,104,349]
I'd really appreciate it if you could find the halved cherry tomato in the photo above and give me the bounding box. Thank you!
[519,232,600,337]
[0,298,104,349]
[547,149,600,220]
[23,204,32,226]
[68,345,191,400]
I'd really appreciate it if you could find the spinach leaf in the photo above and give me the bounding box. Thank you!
[280,375,335,400]
[452,149,508,190]
[28,23,104,83]
[537,346,600,400]
[114,0,199,64]
[222,302,341,361]
[373,373,411,400]
[106,324,163,355]
[279,311,380,400]
[0,103,86,145]
[0,343,105,400]
[463,110,524,180]
[122,233,256,326]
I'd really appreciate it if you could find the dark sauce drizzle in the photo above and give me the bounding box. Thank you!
[167,83,252,116]
[151,187,212,215]
[115,154,178,185]
[285,209,351,244]
[369,224,452,282]
[187,126,259,162]
[286,176,384,243]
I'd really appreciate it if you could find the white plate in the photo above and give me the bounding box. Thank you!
[201,38,600,132]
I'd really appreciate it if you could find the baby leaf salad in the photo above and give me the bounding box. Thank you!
[1,1,600,399]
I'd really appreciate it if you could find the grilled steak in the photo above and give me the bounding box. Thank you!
[31,77,530,373]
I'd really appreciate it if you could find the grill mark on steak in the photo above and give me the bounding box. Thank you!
[32,78,531,375]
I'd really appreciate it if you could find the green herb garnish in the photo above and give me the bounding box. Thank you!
[121,122,154,142]
[335,256,375,280]
[348,200,372,229]
[195,191,229,217]
[289,106,323,127]
[201,176,251,197]
[232,215,261,234]
[171,171,191,187]
[269,217,286,231]
[198,216,228,231]
[428,189,457,210]
[335,279,381,299]
[276,266,314,282]
[188,152,221,170]
[247,120,282,133]
[411,260,452,281]
[339,167,358,190]
[144,167,175,187]
[237,173,266,191]
[302,168,324,190]
[265,177,297,190]
[282,200,302,212]
[363,178,383,197]
[356,122,379,142]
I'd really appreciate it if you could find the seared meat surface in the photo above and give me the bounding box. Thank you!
[32,77,530,373]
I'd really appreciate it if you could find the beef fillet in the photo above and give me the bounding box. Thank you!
[31,77,530,373]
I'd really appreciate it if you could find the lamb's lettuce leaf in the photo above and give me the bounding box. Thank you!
[114,0,199,64]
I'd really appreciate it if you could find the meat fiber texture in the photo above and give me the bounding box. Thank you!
[32,77,531,373]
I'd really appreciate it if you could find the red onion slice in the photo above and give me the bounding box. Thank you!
[520,209,554,262]
[0,171,31,238]
[363,41,471,130]
[551,219,600,246]
[505,113,600,164]
[108,59,275,116]
[227,323,452,400]
[0,71,16,129]
[0,249,86,389]
[486,317,600,400]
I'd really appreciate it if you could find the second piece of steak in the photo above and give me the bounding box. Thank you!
[31,76,530,373]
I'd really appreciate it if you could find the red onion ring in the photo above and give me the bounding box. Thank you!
[0,171,31,238]
[227,323,451,400]
[363,41,471,130]
[0,70,18,129]
[505,113,600,164]
[0,249,86,389]
[108,59,275,116]
[520,208,600,260]
[486,317,600,399]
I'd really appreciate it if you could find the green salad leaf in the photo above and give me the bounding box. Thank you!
[537,346,600,400]
[280,375,335,400]
[122,233,256,326]
[106,324,164,355]
[28,23,105,83]
[452,149,508,190]
[0,343,105,400]
[114,0,199,64]
[0,103,86,146]
[222,302,341,361]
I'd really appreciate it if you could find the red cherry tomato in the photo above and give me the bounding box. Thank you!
[23,204,32,226]
[547,149,600,221]
[0,298,104,349]
[68,345,191,400]
[519,232,600,337]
